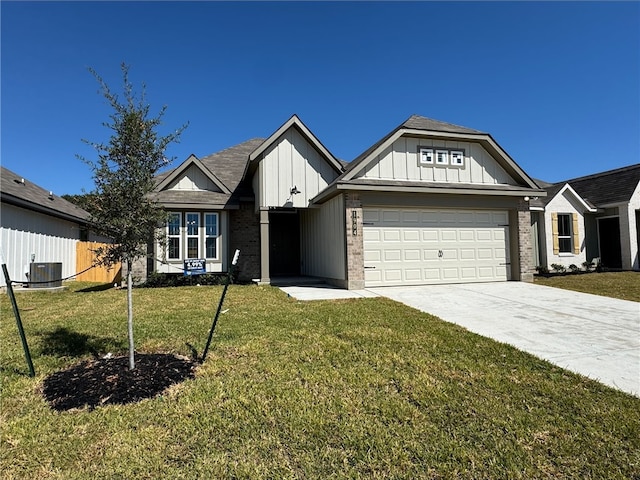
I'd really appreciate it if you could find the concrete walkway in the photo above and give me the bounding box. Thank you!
[280,282,640,397]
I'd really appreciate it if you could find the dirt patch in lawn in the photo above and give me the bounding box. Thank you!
[42,353,196,411]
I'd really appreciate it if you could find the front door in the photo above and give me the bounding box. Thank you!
[269,211,300,276]
[598,217,622,269]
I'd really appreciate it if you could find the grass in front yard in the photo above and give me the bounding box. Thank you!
[535,271,640,302]
[1,282,639,479]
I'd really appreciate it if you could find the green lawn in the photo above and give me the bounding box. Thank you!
[2,282,639,479]
[534,271,640,302]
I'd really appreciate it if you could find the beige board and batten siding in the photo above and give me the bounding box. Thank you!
[300,194,346,282]
[363,207,511,287]
[356,136,518,186]
[166,164,222,192]
[254,128,340,208]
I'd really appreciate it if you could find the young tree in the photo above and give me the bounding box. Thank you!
[79,63,187,369]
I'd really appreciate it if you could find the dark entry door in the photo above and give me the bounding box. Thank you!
[598,217,622,269]
[269,211,300,276]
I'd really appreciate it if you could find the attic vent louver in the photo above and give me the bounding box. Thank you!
[14,178,25,185]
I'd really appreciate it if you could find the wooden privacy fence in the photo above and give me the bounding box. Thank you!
[76,242,122,283]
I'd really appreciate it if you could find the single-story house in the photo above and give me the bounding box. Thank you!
[0,166,91,287]
[142,114,546,288]
[530,164,640,271]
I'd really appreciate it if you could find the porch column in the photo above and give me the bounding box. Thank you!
[517,200,534,282]
[345,193,365,289]
[619,203,638,270]
[259,209,270,285]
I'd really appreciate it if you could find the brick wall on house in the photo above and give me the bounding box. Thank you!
[229,203,260,281]
[517,202,534,282]
[120,242,150,286]
[345,193,365,289]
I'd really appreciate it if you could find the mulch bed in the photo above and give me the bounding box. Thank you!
[42,353,197,411]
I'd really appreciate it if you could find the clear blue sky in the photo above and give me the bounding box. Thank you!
[2,1,639,195]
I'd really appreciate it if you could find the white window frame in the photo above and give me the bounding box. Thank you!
[186,212,200,259]
[204,212,219,260]
[419,148,434,165]
[450,150,464,166]
[436,150,449,165]
[167,212,181,260]
[557,213,573,254]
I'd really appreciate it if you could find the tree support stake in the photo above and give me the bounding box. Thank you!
[2,264,35,377]
[202,250,239,362]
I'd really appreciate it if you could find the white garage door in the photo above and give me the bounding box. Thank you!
[363,208,511,287]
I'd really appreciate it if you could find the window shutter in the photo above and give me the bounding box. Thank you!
[572,213,580,254]
[551,212,559,255]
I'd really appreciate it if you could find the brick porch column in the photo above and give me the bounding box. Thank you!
[345,193,364,289]
[517,201,534,282]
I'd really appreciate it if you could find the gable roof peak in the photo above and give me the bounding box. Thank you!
[402,115,486,135]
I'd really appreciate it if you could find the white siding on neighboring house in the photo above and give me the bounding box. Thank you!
[543,191,587,268]
[256,128,340,208]
[355,136,518,186]
[167,164,222,192]
[300,194,345,281]
[0,203,81,286]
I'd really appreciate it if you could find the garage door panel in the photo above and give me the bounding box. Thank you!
[404,269,422,281]
[404,249,421,261]
[364,229,380,241]
[384,269,402,282]
[459,230,475,241]
[384,250,402,262]
[363,207,511,287]
[441,230,457,241]
[382,210,401,222]
[383,230,401,241]
[364,250,381,262]
[403,230,420,241]
[460,249,476,260]
[461,267,477,279]
[423,249,439,260]
[422,230,439,242]
[363,210,380,223]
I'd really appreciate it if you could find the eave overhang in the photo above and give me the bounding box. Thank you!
[311,180,546,205]
[1,193,90,225]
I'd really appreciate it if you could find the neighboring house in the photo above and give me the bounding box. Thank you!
[531,164,640,271]
[0,166,91,287]
[143,114,545,289]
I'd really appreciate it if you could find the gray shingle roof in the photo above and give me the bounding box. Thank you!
[537,164,640,208]
[152,138,266,207]
[199,138,265,194]
[0,166,90,223]
[401,115,485,134]
[563,164,640,206]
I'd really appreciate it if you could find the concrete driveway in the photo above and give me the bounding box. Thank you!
[367,282,640,397]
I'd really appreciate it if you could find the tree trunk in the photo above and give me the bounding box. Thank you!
[127,259,135,370]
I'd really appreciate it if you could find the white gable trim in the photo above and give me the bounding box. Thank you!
[248,114,343,173]
[550,183,598,213]
[156,154,231,194]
